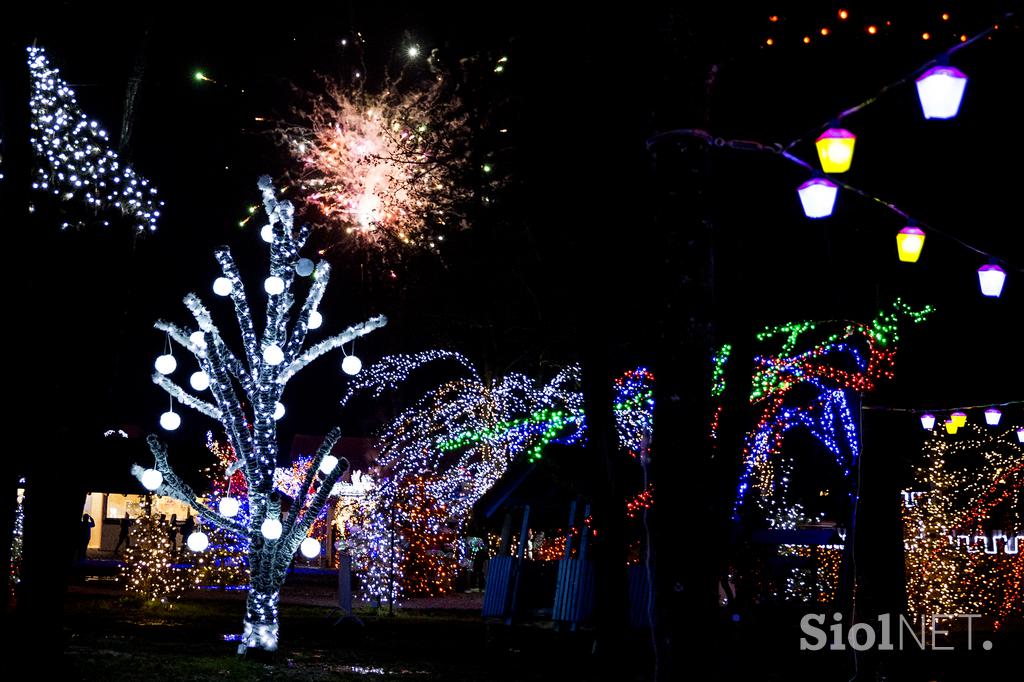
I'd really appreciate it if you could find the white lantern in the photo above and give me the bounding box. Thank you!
[160,410,181,431]
[341,354,362,376]
[213,277,233,296]
[307,310,323,330]
[189,331,206,348]
[984,408,1002,426]
[1018,428,1024,443]
[915,65,968,120]
[219,496,240,518]
[260,224,275,243]
[273,402,286,420]
[263,344,284,366]
[295,258,315,277]
[155,354,177,375]
[319,454,339,475]
[797,177,838,219]
[264,276,285,295]
[190,371,210,391]
[299,537,321,559]
[977,264,1006,298]
[920,413,936,430]
[141,468,163,491]
[186,531,209,552]
[261,518,282,540]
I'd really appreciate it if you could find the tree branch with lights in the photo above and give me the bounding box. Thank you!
[132,176,387,653]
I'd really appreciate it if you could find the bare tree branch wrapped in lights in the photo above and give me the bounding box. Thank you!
[133,177,386,653]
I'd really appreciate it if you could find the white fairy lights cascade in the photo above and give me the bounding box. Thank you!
[133,176,386,653]
[26,46,163,232]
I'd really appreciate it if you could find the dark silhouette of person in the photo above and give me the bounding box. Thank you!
[167,513,178,550]
[78,514,95,563]
[113,512,132,554]
[180,514,196,554]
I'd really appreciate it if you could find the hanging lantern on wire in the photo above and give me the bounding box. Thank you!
[915,63,968,120]
[977,263,1006,297]
[896,226,926,263]
[187,531,209,552]
[815,127,856,173]
[951,411,967,428]
[920,413,936,430]
[797,177,838,218]
[944,420,958,434]
[984,408,1002,426]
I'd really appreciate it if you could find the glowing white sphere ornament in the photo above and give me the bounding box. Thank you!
[261,224,275,243]
[295,258,315,277]
[797,177,838,219]
[190,371,210,391]
[186,531,209,552]
[977,264,1006,298]
[141,468,163,491]
[155,354,177,375]
[213,277,233,296]
[263,344,284,366]
[341,354,362,376]
[299,537,321,559]
[219,496,240,518]
[261,518,283,540]
[160,410,181,431]
[915,64,968,120]
[308,310,323,330]
[273,402,286,420]
[189,331,206,348]
[984,408,1002,426]
[264,276,285,296]
[319,454,339,475]
[920,413,936,430]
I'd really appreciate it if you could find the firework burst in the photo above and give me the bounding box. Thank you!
[277,75,476,260]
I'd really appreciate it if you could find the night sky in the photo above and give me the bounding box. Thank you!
[4,1,1021,472]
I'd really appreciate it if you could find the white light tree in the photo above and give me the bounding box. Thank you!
[133,176,386,653]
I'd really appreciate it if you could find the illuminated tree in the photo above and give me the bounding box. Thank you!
[133,177,386,653]
[120,515,189,605]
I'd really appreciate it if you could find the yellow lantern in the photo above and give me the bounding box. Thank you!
[896,226,926,263]
[815,127,856,173]
[944,420,958,434]
[951,411,967,428]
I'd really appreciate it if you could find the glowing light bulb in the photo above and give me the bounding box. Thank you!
[219,496,240,517]
[261,518,282,540]
[295,258,315,277]
[300,537,321,558]
[920,414,936,430]
[342,354,363,375]
[896,226,926,263]
[977,264,1006,297]
[984,408,1001,426]
[273,402,286,420]
[264,276,285,295]
[141,468,163,491]
[189,331,206,348]
[263,344,284,366]
[213,277,232,296]
[155,354,177,375]
[797,177,838,218]
[308,310,323,329]
[815,128,856,173]
[261,224,274,243]
[160,411,181,431]
[319,455,339,475]
[186,531,209,552]
[916,65,968,119]
[190,371,210,391]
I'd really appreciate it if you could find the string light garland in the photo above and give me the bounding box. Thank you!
[120,515,190,604]
[132,176,386,653]
[26,46,163,233]
[192,433,250,590]
[902,424,1023,630]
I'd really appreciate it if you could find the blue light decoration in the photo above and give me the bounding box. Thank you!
[26,46,163,232]
[733,301,933,528]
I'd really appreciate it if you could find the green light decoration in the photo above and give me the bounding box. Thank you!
[711,344,733,399]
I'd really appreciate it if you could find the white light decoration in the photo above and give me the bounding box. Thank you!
[140,468,163,491]
[915,64,968,120]
[984,408,1002,426]
[299,537,321,559]
[155,354,177,375]
[307,310,323,330]
[977,264,1006,298]
[920,413,936,430]
[26,47,163,233]
[186,531,209,552]
[261,518,282,540]
[263,344,285,366]
[138,176,387,654]
[797,177,838,219]
[295,258,315,277]
[1018,428,1024,443]
[273,402,285,420]
[160,410,181,431]
[341,354,363,376]
[189,331,206,348]
[260,224,275,243]
[213,277,233,296]
[219,496,240,518]
[264,276,285,296]
[190,371,210,391]
[319,455,339,475]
